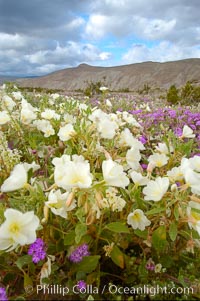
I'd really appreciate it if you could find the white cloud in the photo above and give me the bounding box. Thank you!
[0,33,28,50]
[122,42,200,64]
[136,18,177,40]
[25,42,111,65]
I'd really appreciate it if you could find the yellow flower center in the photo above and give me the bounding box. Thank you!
[132,212,141,222]
[156,161,163,167]
[70,174,84,184]
[9,222,20,234]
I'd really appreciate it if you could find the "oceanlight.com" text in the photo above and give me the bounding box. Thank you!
[36,283,194,297]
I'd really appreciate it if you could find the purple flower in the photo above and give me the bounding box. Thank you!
[28,238,46,263]
[69,243,90,263]
[139,135,147,144]
[146,258,155,271]
[77,280,87,290]
[174,127,182,137]
[0,287,8,301]
[141,163,148,170]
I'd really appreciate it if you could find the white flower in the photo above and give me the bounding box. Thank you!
[180,157,191,172]
[99,86,108,92]
[21,108,37,124]
[155,263,162,273]
[127,209,151,231]
[188,155,200,172]
[1,162,40,192]
[187,201,200,235]
[0,111,10,125]
[41,109,60,120]
[167,166,184,182]
[20,99,37,124]
[89,109,107,123]
[53,154,93,189]
[181,125,195,138]
[45,189,76,218]
[58,124,76,141]
[0,208,39,251]
[79,103,88,111]
[110,196,126,212]
[12,91,23,100]
[171,183,178,192]
[33,119,55,137]
[2,95,16,111]
[89,109,118,139]
[102,188,126,212]
[122,112,142,128]
[63,113,76,124]
[97,118,118,139]
[143,177,169,202]
[118,128,145,149]
[102,159,130,188]
[105,99,112,107]
[50,93,60,100]
[126,147,141,170]
[130,171,149,186]
[148,153,169,168]
[183,168,200,195]
[155,142,173,154]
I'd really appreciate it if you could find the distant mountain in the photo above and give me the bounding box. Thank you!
[16,59,200,91]
[0,76,18,85]
[0,75,38,85]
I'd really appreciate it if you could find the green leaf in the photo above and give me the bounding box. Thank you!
[169,221,178,241]
[138,260,148,280]
[174,206,179,221]
[75,208,85,223]
[106,222,130,233]
[64,230,75,245]
[75,223,87,244]
[146,206,165,216]
[16,255,33,270]
[152,226,167,252]
[24,273,33,294]
[134,229,148,239]
[75,255,100,273]
[110,245,125,269]
[160,255,174,268]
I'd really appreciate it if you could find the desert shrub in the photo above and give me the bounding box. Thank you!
[167,85,179,104]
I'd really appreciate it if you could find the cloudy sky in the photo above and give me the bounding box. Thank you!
[1,0,200,76]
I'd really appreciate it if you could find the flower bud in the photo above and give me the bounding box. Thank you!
[171,183,178,192]
[86,210,96,225]
[41,205,49,224]
[66,191,75,207]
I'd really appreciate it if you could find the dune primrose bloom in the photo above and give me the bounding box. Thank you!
[143,177,169,202]
[102,159,130,188]
[180,125,195,139]
[53,154,93,190]
[1,162,40,192]
[0,111,10,125]
[0,208,39,251]
[187,201,200,235]
[148,153,169,168]
[127,209,151,231]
